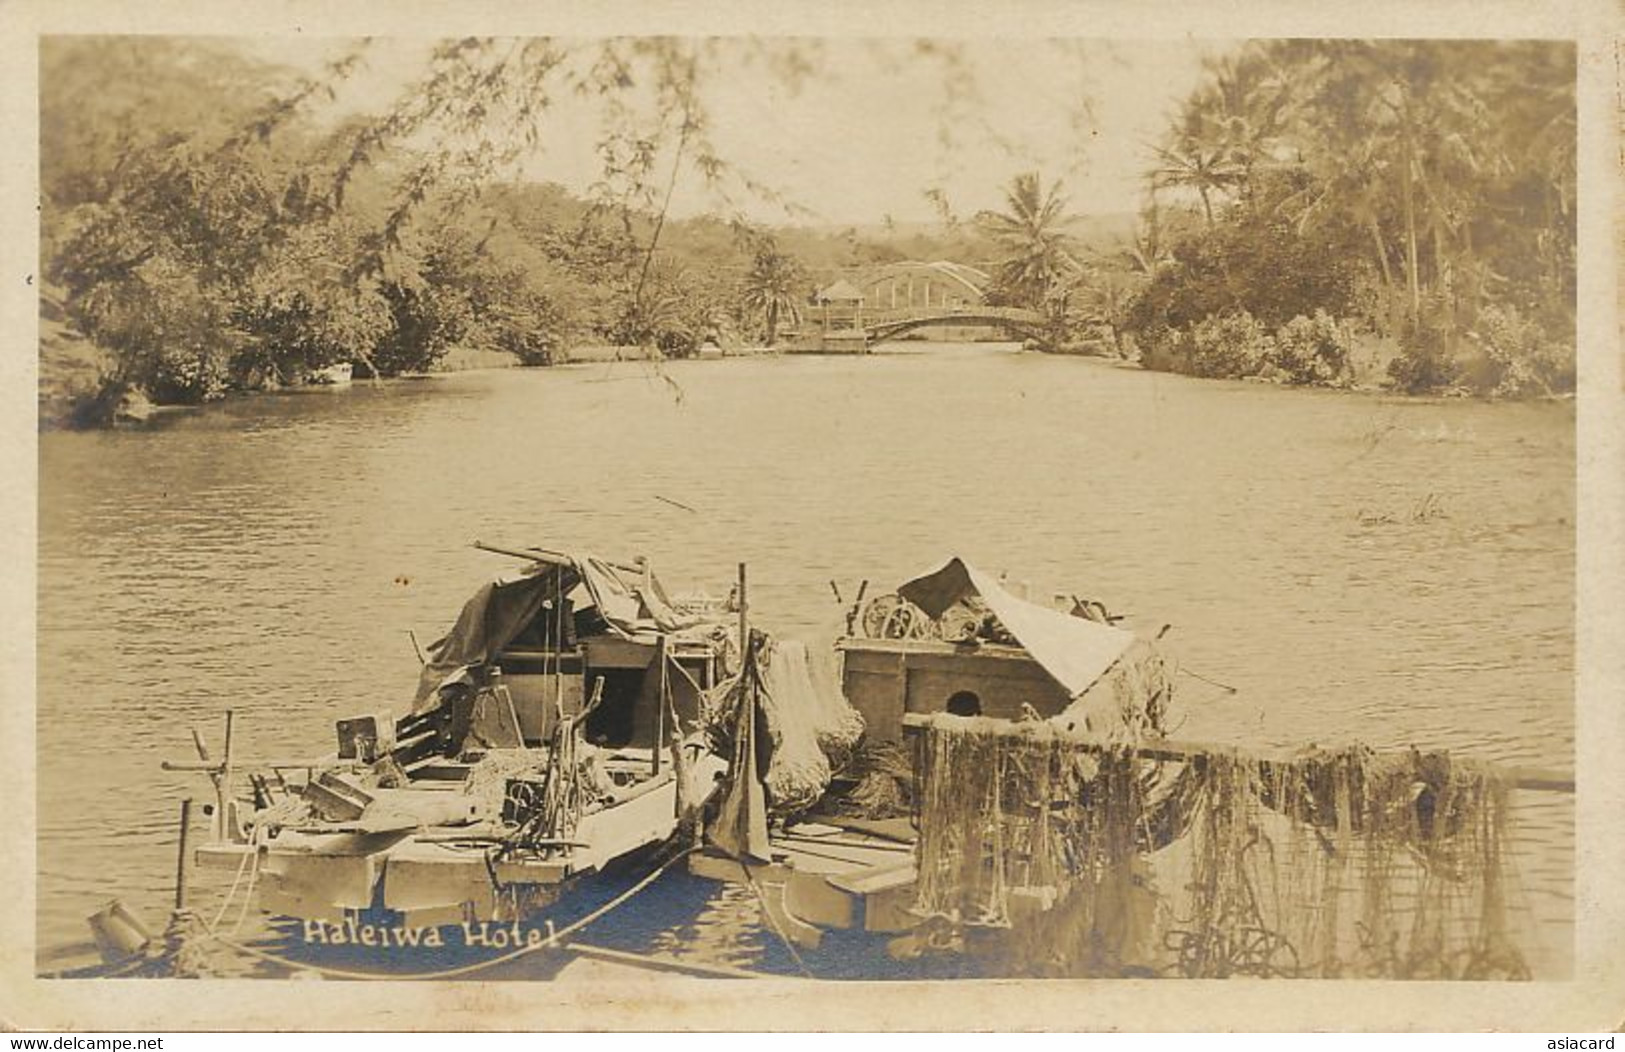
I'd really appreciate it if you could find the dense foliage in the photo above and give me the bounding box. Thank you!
[1117,40,1575,395]
[40,38,1077,425]
[39,37,1576,427]
[35,40,796,422]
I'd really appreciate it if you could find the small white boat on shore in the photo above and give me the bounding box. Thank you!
[308,362,354,386]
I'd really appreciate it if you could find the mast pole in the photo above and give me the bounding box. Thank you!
[736,563,749,657]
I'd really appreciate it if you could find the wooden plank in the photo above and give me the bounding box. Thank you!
[815,815,918,844]
[839,637,1032,661]
[472,541,645,576]
[825,860,916,896]
[162,758,333,773]
[688,850,790,885]
[584,636,658,669]
[783,822,844,837]
[899,713,1576,794]
[408,764,472,783]
[773,840,907,872]
[776,831,913,854]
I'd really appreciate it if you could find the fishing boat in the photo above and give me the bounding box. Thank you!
[697,556,1569,980]
[691,555,1175,967]
[143,550,1567,981]
[162,543,737,975]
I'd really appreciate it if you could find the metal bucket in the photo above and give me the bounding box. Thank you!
[88,899,152,963]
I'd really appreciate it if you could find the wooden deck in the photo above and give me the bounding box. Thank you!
[688,815,920,949]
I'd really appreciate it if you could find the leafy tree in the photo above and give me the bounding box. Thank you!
[605,257,721,357]
[1126,194,1365,334]
[232,216,394,383]
[1130,39,1574,396]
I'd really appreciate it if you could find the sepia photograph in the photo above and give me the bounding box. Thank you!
[5,0,1622,1034]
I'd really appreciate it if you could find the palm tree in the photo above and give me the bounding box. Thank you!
[1148,137,1247,228]
[1118,203,1178,279]
[739,244,804,347]
[612,256,702,353]
[1186,46,1299,205]
[1295,41,1501,327]
[976,171,1079,310]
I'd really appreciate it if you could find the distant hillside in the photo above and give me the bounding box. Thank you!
[482,182,1138,279]
[834,212,1138,257]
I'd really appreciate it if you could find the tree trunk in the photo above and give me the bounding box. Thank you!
[765,301,778,347]
[1399,93,1422,323]
[1368,214,1394,289]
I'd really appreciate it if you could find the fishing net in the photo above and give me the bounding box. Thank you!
[836,741,916,818]
[911,716,1531,980]
[1054,637,1175,740]
[704,631,867,814]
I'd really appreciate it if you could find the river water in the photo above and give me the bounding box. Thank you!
[36,343,1575,977]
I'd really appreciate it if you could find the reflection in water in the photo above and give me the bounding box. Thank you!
[37,346,1575,977]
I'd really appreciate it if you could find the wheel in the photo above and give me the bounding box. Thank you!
[860,594,930,639]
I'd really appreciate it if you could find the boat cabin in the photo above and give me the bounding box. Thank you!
[836,557,1164,744]
[840,636,1073,744]
[399,549,731,765]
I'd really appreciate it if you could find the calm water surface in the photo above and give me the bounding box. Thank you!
[37,344,1575,976]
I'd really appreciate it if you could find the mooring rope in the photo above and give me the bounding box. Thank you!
[209,838,256,932]
[735,858,814,979]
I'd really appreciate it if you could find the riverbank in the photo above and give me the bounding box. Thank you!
[1132,316,1577,401]
[37,320,787,430]
[39,311,1568,432]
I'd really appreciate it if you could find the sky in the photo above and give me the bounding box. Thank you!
[243,36,1226,226]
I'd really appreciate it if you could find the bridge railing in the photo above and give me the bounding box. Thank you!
[863,306,1045,330]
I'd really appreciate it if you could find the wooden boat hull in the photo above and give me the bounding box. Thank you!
[198,754,725,928]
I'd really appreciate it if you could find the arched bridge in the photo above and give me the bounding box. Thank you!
[863,306,1046,345]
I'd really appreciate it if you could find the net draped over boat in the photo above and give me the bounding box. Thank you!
[705,632,866,819]
[910,715,1531,979]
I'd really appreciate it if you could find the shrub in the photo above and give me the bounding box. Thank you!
[1189,311,1272,379]
[1386,307,1460,394]
[1464,304,1575,397]
[1269,311,1357,387]
[1136,325,1189,373]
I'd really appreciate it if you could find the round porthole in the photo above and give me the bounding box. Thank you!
[946,690,982,717]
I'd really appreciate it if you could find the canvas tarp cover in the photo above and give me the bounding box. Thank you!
[411,556,705,710]
[897,556,1137,699]
[413,570,559,710]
